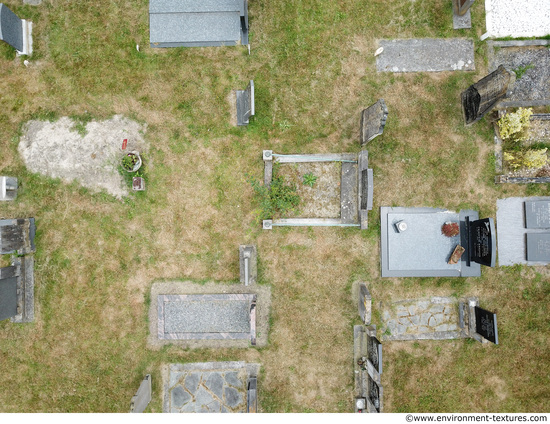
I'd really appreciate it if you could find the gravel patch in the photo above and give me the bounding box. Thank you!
[485,0,550,38]
[18,115,148,198]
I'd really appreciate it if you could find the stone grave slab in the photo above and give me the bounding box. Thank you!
[149,0,249,48]
[0,266,18,321]
[158,294,255,342]
[0,177,17,201]
[360,99,388,145]
[130,375,152,413]
[461,65,513,125]
[163,361,259,413]
[526,233,550,262]
[236,80,254,126]
[0,218,36,255]
[474,306,498,345]
[376,38,475,73]
[488,40,550,107]
[452,0,474,29]
[496,197,550,265]
[239,245,257,285]
[358,283,371,325]
[525,200,550,229]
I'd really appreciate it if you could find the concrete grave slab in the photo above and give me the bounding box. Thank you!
[376,38,475,73]
[236,80,254,126]
[163,361,260,413]
[484,0,550,38]
[0,218,36,255]
[0,177,17,201]
[148,281,270,348]
[360,99,388,145]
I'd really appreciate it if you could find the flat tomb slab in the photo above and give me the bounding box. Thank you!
[525,200,550,229]
[387,212,461,271]
[526,233,550,262]
[376,39,474,72]
[158,294,254,340]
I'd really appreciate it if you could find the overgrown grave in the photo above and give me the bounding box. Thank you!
[496,197,550,265]
[380,207,496,277]
[262,150,373,230]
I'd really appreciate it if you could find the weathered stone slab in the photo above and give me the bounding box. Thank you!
[525,200,550,229]
[341,162,358,224]
[376,39,475,73]
[130,375,152,413]
[358,283,371,325]
[0,266,18,321]
[526,233,550,262]
[239,245,257,285]
[0,177,17,201]
[236,80,255,126]
[360,99,388,145]
[0,218,36,255]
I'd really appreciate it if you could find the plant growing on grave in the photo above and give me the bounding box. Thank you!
[503,148,548,170]
[121,152,141,172]
[513,63,534,80]
[497,107,533,142]
[302,172,317,187]
[247,171,300,221]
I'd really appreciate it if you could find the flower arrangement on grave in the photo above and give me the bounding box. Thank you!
[448,245,465,265]
[121,152,142,172]
[442,222,460,237]
[497,107,533,143]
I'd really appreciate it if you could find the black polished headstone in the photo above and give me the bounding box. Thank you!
[461,65,513,125]
[467,217,496,267]
[367,333,382,374]
[474,306,498,344]
[0,266,18,321]
[0,4,23,52]
[525,201,550,229]
[526,233,550,262]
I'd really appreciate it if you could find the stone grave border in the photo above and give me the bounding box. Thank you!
[148,281,270,349]
[495,111,550,184]
[354,325,383,413]
[487,40,550,108]
[262,150,373,230]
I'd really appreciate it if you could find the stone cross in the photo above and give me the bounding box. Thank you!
[360,99,388,145]
[461,65,514,125]
[0,4,32,54]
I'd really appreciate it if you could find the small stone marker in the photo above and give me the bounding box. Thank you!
[246,377,257,413]
[0,265,18,321]
[236,80,255,126]
[239,245,257,286]
[461,65,513,125]
[0,4,32,54]
[526,233,550,262]
[0,176,17,201]
[474,306,498,344]
[452,0,474,29]
[132,177,145,191]
[360,99,388,145]
[525,200,550,229]
[358,283,372,325]
[0,218,36,255]
[456,0,475,15]
[130,374,152,413]
[467,217,496,267]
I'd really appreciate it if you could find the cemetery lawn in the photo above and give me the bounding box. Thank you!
[1,0,549,413]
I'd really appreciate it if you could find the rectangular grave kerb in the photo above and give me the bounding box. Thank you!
[157,294,256,343]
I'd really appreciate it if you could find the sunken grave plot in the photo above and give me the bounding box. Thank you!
[488,40,550,108]
[163,362,259,413]
[496,197,550,265]
[380,207,496,277]
[262,150,373,229]
[148,281,270,349]
[18,116,148,199]
[149,0,249,48]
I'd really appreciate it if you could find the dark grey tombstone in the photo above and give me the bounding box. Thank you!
[367,374,382,413]
[360,99,388,145]
[367,333,382,375]
[239,245,257,285]
[0,176,17,201]
[246,377,257,413]
[466,217,496,267]
[0,265,18,321]
[526,233,550,262]
[358,283,371,324]
[130,374,152,413]
[461,65,513,125]
[0,4,23,51]
[0,218,36,255]
[456,0,475,15]
[525,201,550,229]
[474,306,498,344]
[358,150,373,230]
[236,80,255,126]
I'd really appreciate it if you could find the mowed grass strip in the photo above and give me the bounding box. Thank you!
[0,0,548,413]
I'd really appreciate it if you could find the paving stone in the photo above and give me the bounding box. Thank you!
[205,372,225,400]
[224,386,243,408]
[221,406,230,413]
[430,304,445,313]
[224,371,242,388]
[170,407,180,413]
[382,310,391,320]
[416,301,430,309]
[420,313,431,326]
[396,323,407,334]
[170,371,184,388]
[396,306,409,315]
[410,315,420,325]
[435,324,449,331]
[434,313,445,325]
[181,401,196,413]
[448,323,458,331]
[195,386,215,408]
[184,372,200,393]
[416,326,430,333]
[208,400,221,412]
[408,305,416,315]
[171,386,191,409]
[428,316,436,326]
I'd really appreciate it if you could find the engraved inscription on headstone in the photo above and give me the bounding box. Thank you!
[461,65,513,125]
[367,333,382,375]
[474,306,498,344]
[360,99,389,145]
[0,266,18,321]
[468,217,496,267]
[525,201,550,229]
[526,233,550,262]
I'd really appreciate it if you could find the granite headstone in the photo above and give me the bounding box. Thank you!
[0,4,23,51]
[474,306,498,344]
[0,266,18,321]
[467,217,496,267]
[524,201,550,229]
[526,233,550,262]
[0,177,17,201]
